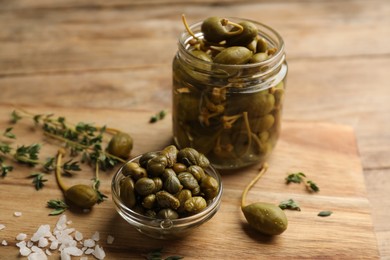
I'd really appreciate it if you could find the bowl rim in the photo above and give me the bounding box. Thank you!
[111,153,223,227]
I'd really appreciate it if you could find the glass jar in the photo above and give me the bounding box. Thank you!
[172,18,287,169]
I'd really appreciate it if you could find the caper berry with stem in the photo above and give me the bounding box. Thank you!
[201,16,244,44]
[55,149,98,209]
[106,132,133,159]
[241,163,288,235]
[226,21,258,47]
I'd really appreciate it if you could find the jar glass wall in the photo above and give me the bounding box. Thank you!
[172,18,287,169]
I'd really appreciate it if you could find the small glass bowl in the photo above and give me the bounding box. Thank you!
[111,154,223,239]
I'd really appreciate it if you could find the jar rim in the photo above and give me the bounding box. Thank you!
[178,17,285,69]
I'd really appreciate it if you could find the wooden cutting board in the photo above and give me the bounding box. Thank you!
[0,105,379,259]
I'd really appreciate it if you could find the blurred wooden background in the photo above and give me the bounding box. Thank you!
[1,0,389,258]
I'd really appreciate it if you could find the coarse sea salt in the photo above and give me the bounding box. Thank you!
[106,235,114,245]
[0,224,5,230]
[11,214,107,259]
[2,240,8,246]
[14,211,22,217]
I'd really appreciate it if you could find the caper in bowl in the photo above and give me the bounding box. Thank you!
[111,145,223,239]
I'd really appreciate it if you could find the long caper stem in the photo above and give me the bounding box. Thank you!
[55,148,68,192]
[241,163,269,209]
[182,14,199,41]
[221,18,244,36]
[242,111,253,155]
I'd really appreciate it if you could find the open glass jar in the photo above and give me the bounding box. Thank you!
[172,18,287,169]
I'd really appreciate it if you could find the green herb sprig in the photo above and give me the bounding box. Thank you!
[145,248,183,260]
[285,172,320,192]
[149,110,167,123]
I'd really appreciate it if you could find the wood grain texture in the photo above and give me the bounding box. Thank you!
[0,106,379,259]
[0,0,389,258]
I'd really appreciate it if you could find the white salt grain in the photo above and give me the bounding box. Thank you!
[84,238,96,248]
[28,251,48,260]
[19,246,31,256]
[92,244,106,260]
[27,240,33,247]
[0,224,5,230]
[64,246,83,256]
[1,240,7,246]
[38,237,49,248]
[75,230,83,241]
[45,249,52,256]
[31,224,51,242]
[16,233,27,241]
[85,248,94,255]
[91,231,100,241]
[106,235,114,245]
[16,241,26,248]
[14,211,22,217]
[49,240,59,250]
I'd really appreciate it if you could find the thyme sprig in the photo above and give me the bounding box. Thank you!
[145,248,184,260]
[279,198,301,211]
[30,173,48,190]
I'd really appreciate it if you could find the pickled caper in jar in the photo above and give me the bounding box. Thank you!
[122,162,147,180]
[157,208,179,220]
[200,175,219,200]
[156,191,180,210]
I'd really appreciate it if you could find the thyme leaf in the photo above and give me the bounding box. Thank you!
[279,198,301,211]
[149,110,167,123]
[10,110,22,124]
[30,173,47,190]
[43,157,55,172]
[47,199,68,216]
[14,144,41,166]
[92,178,108,204]
[62,159,82,174]
[145,248,183,260]
[0,159,13,177]
[3,127,16,139]
[0,142,12,154]
[285,172,306,184]
[318,210,333,217]
[285,172,319,193]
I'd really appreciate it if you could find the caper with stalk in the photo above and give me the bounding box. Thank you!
[241,163,288,235]
[55,149,98,209]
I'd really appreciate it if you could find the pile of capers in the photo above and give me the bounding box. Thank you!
[119,145,219,220]
[187,16,277,65]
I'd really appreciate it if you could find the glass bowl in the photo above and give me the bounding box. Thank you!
[111,153,223,239]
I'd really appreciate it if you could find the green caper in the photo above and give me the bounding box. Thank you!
[156,191,180,210]
[172,163,187,174]
[253,114,275,133]
[191,185,201,196]
[122,162,147,180]
[119,176,136,208]
[152,177,163,193]
[184,196,207,214]
[106,132,133,159]
[146,155,168,176]
[201,16,231,43]
[164,174,183,194]
[135,177,156,196]
[256,37,268,53]
[177,147,210,168]
[213,46,253,65]
[271,81,285,108]
[226,21,258,47]
[139,151,159,168]
[187,165,206,181]
[200,175,219,200]
[241,202,288,235]
[145,209,157,218]
[157,208,179,220]
[249,52,268,63]
[178,172,199,190]
[175,189,192,213]
[65,184,98,208]
[161,145,178,167]
[162,168,176,180]
[142,194,156,209]
[191,50,212,62]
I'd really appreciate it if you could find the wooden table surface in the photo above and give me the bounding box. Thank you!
[1,0,389,258]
